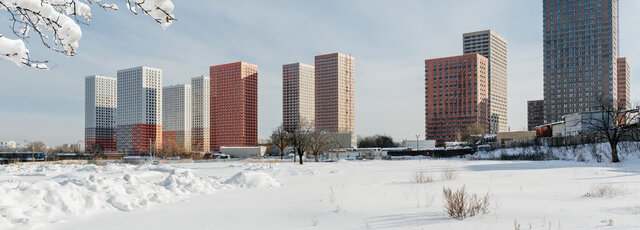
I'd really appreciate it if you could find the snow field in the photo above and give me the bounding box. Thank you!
[3,152,640,229]
[0,163,279,230]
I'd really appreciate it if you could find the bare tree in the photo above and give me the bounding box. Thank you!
[309,130,334,162]
[160,141,188,159]
[270,125,289,160]
[52,144,82,153]
[25,141,47,152]
[586,99,639,163]
[461,124,487,145]
[289,120,313,165]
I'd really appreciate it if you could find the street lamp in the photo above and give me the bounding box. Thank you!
[415,134,420,150]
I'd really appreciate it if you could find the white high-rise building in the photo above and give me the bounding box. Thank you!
[85,75,117,153]
[163,84,192,152]
[116,66,162,154]
[463,30,508,133]
[282,63,315,132]
[191,76,210,152]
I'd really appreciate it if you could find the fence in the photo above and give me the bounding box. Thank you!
[387,148,475,158]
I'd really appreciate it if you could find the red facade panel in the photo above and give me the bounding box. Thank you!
[132,124,162,153]
[210,62,258,151]
[425,53,490,143]
[85,138,117,153]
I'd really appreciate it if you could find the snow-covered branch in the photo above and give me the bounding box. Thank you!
[0,0,175,69]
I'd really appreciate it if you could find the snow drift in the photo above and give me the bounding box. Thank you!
[224,171,281,188]
[0,163,279,229]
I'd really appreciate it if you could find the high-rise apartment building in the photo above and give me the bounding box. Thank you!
[425,53,489,143]
[282,62,315,132]
[314,53,355,134]
[163,84,192,152]
[527,100,544,131]
[543,0,619,123]
[116,66,163,154]
[315,53,356,147]
[85,75,117,153]
[210,62,258,151]
[617,57,630,111]
[191,76,210,152]
[463,30,508,134]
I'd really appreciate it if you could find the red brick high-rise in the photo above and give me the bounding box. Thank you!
[617,57,630,111]
[210,62,258,151]
[425,53,489,143]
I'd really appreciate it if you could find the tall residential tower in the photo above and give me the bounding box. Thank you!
[543,0,619,122]
[282,62,315,132]
[163,84,192,152]
[463,30,508,133]
[617,57,630,111]
[210,62,258,151]
[191,76,210,152]
[425,54,490,143]
[116,66,163,154]
[85,75,117,153]
[314,53,356,147]
[527,100,544,131]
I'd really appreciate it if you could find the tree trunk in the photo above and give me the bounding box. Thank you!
[299,154,303,165]
[280,150,283,160]
[314,152,318,162]
[610,141,620,163]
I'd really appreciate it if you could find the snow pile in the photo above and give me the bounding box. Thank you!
[224,172,281,188]
[473,142,640,162]
[0,162,286,229]
[0,164,220,229]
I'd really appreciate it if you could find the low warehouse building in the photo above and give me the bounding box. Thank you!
[220,146,266,158]
[497,131,536,147]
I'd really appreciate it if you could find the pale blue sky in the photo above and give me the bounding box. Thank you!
[1,0,639,146]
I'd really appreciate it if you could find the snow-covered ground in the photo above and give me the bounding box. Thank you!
[2,158,640,230]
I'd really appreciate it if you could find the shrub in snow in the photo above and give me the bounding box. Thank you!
[441,168,458,181]
[410,171,434,184]
[0,0,175,69]
[443,186,491,220]
[585,184,626,198]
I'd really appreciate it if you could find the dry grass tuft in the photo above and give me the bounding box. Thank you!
[585,184,626,198]
[441,168,459,181]
[443,186,491,220]
[410,171,434,183]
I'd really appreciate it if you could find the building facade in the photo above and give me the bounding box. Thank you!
[527,99,544,131]
[210,62,258,151]
[282,62,315,132]
[116,66,163,154]
[617,57,630,111]
[425,53,490,143]
[463,30,508,134]
[85,75,117,153]
[163,84,192,152]
[191,76,210,152]
[543,0,619,123]
[314,53,356,147]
